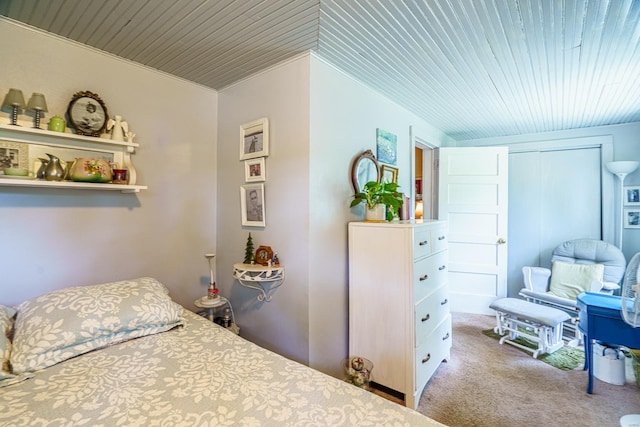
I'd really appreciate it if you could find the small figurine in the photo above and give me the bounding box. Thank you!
[272,253,280,266]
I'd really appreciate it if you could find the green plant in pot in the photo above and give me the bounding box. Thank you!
[350,180,404,221]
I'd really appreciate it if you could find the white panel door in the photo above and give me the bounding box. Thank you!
[438,147,509,314]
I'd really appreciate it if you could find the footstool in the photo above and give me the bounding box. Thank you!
[489,298,571,358]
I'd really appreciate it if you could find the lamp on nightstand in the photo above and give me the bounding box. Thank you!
[205,253,218,299]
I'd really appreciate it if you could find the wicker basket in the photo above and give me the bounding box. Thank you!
[631,350,640,387]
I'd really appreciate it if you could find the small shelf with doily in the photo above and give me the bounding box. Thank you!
[233,262,285,302]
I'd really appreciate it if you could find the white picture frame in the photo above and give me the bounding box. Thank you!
[240,117,269,160]
[240,183,266,227]
[244,158,266,182]
[624,186,640,206]
[624,208,640,228]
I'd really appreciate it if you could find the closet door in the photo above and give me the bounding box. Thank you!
[507,146,602,297]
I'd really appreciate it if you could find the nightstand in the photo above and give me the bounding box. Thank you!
[194,296,240,334]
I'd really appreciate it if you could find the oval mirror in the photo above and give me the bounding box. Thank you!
[351,149,380,194]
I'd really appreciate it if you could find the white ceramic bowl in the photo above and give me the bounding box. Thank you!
[3,167,29,176]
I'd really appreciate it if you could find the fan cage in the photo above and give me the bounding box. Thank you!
[621,253,640,327]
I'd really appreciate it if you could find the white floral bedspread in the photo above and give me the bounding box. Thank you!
[0,310,444,427]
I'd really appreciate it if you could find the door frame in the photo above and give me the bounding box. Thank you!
[409,126,439,219]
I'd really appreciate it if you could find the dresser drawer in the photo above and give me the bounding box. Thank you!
[432,226,448,253]
[415,315,452,391]
[414,285,450,347]
[413,228,432,260]
[413,251,448,302]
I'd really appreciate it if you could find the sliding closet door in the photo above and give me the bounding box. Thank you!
[507,146,602,297]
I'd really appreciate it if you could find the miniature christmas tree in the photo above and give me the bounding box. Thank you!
[243,233,255,264]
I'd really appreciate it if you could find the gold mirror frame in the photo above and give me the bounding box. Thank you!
[351,149,380,194]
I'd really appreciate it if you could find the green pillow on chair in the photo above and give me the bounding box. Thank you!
[548,261,605,300]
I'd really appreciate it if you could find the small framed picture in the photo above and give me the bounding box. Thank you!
[241,183,266,227]
[624,186,640,206]
[0,140,28,171]
[244,158,266,182]
[380,164,398,183]
[624,209,640,228]
[240,117,269,160]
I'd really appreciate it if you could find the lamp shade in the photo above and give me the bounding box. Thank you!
[606,161,639,176]
[26,93,48,112]
[2,88,25,109]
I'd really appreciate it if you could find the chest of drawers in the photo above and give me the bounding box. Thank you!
[348,220,450,409]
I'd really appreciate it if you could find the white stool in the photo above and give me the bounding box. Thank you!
[489,298,571,358]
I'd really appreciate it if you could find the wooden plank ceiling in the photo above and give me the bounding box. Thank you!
[1,0,639,140]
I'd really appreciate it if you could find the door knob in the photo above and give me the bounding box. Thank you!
[498,238,506,244]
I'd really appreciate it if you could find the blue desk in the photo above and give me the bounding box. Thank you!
[576,292,640,394]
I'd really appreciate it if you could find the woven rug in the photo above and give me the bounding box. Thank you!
[482,328,585,370]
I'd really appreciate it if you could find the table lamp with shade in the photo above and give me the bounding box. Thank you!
[606,160,639,250]
[26,93,48,129]
[2,88,26,125]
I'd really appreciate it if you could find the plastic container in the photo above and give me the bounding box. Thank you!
[593,343,626,386]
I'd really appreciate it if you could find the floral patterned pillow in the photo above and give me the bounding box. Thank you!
[0,306,16,380]
[11,277,184,374]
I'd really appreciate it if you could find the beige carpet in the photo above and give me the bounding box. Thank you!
[416,313,640,427]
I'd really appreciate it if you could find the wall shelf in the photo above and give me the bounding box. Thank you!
[233,262,284,302]
[0,123,146,193]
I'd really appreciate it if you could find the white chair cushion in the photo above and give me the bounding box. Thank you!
[548,261,604,300]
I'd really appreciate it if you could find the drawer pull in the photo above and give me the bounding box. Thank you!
[442,332,450,341]
[419,274,428,281]
[421,313,430,322]
[438,265,446,271]
[421,353,431,364]
[419,240,428,246]
[440,298,448,306]
[438,235,445,240]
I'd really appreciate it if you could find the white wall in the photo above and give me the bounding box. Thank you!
[0,19,218,308]
[217,53,452,376]
[217,55,312,364]
[308,55,452,376]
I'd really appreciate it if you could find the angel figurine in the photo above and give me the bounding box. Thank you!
[106,115,129,142]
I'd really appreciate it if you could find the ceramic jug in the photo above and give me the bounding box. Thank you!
[44,153,65,181]
[68,158,113,183]
[47,115,66,132]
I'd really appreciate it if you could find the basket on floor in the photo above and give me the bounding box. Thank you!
[631,349,640,387]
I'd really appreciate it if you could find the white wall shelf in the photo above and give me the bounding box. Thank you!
[0,123,147,193]
[233,262,284,302]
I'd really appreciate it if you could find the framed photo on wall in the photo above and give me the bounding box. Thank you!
[244,157,266,182]
[624,186,640,206]
[240,117,269,160]
[241,183,266,227]
[624,208,640,228]
[0,140,28,170]
[376,128,397,166]
[380,164,398,183]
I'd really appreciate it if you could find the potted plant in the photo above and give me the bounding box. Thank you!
[350,180,404,221]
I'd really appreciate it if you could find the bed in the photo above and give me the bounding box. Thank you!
[0,277,444,426]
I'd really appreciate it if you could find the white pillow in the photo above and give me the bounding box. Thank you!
[11,277,184,373]
[548,261,605,300]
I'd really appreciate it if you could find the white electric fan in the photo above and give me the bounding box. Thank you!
[621,252,640,328]
[620,253,640,427]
